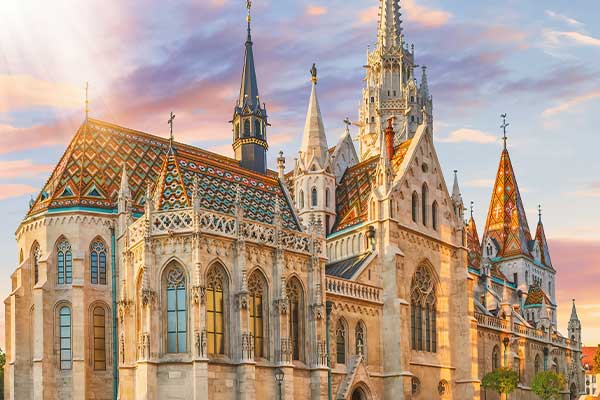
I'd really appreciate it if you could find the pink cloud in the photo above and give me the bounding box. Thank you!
[306,5,327,16]
[0,183,38,200]
[543,89,600,117]
[550,239,600,345]
[0,159,54,179]
[357,0,451,28]
[436,128,497,144]
[0,74,81,112]
[0,119,80,155]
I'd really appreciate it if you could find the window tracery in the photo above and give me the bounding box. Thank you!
[90,239,107,285]
[286,278,303,361]
[248,270,266,358]
[57,239,72,285]
[165,265,187,353]
[411,265,436,352]
[206,265,227,355]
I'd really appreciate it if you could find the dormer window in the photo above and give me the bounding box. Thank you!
[486,244,493,257]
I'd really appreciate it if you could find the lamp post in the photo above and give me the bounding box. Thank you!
[274,367,285,400]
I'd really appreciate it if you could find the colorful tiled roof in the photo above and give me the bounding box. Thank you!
[483,148,532,258]
[582,346,599,370]
[28,119,301,231]
[332,141,411,233]
[535,220,553,268]
[332,155,379,232]
[524,284,551,306]
[467,216,482,269]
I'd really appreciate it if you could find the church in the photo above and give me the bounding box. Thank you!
[3,1,584,399]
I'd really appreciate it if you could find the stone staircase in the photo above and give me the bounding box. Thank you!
[336,354,363,400]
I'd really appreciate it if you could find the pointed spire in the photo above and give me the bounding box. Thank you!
[377,0,403,48]
[483,117,532,258]
[466,202,482,269]
[239,0,260,110]
[535,206,553,268]
[119,164,131,199]
[300,64,328,168]
[570,299,579,321]
[452,170,462,203]
[419,65,429,99]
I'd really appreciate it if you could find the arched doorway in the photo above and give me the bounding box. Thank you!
[351,387,367,400]
[570,383,577,400]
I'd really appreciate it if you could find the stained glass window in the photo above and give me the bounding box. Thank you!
[90,239,107,285]
[57,239,72,285]
[411,265,437,353]
[206,265,226,355]
[166,265,187,353]
[59,306,72,370]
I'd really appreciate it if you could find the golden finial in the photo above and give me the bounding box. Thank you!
[246,0,252,23]
[85,82,89,120]
[310,63,318,84]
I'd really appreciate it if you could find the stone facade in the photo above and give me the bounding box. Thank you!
[3,1,584,400]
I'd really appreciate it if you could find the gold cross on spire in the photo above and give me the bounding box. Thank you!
[500,113,509,150]
[246,0,252,22]
[85,82,89,120]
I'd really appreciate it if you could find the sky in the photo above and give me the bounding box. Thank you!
[0,0,599,347]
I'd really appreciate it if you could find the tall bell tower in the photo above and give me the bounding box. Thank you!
[232,0,269,174]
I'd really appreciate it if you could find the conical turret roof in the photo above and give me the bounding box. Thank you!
[300,65,329,168]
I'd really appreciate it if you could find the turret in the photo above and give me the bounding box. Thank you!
[451,170,464,221]
[568,299,582,346]
[294,65,336,234]
[117,165,131,235]
[232,1,268,174]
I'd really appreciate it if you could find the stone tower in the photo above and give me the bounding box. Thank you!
[294,65,336,233]
[357,0,432,161]
[232,1,269,173]
[568,300,582,345]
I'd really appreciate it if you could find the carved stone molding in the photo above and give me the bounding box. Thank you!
[191,285,206,305]
[117,299,133,324]
[141,288,156,307]
[274,298,289,315]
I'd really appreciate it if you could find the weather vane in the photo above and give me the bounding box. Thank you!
[500,113,509,149]
[538,204,542,222]
[470,201,474,218]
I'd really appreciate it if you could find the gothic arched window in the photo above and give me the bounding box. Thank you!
[243,119,251,137]
[336,319,346,364]
[299,189,305,209]
[325,188,331,208]
[492,345,500,370]
[165,264,187,353]
[421,183,428,226]
[254,120,261,138]
[59,306,72,370]
[90,239,107,285]
[286,277,304,361]
[535,354,541,374]
[311,187,318,207]
[31,242,40,285]
[248,270,267,358]
[206,264,227,355]
[432,201,438,231]
[410,265,437,352]
[92,306,106,370]
[412,192,419,223]
[355,321,366,359]
[57,239,72,285]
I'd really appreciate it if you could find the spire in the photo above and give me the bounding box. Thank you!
[377,0,403,48]
[535,206,553,268]
[467,202,482,269]
[119,164,131,200]
[570,299,579,321]
[232,0,268,174]
[419,65,429,99]
[483,116,532,258]
[239,0,260,110]
[452,170,462,204]
[300,64,329,168]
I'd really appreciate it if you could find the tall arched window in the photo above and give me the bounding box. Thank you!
[311,187,318,207]
[243,120,251,137]
[248,270,267,358]
[411,265,437,352]
[32,242,40,285]
[534,354,541,374]
[336,319,346,364]
[206,265,227,355]
[90,239,107,285]
[412,192,419,223]
[432,201,438,231]
[299,189,305,209]
[492,345,500,370]
[254,120,261,138]
[552,358,559,373]
[92,306,106,370]
[286,277,304,361]
[355,321,366,359]
[421,183,428,226]
[59,306,72,370]
[165,264,187,353]
[325,188,331,208]
[57,239,72,285]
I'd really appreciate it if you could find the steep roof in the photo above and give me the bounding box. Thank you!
[332,140,411,233]
[524,284,552,306]
[27,119,301,231]
[535,219,553,268]
[467,216,482,269]
[483,148,533,258]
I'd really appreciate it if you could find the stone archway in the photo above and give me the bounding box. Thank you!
[351,387,368,400]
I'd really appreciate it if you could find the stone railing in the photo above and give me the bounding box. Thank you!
[475,312,510,331]
[325,276,382,304]
[127,207,319,256]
